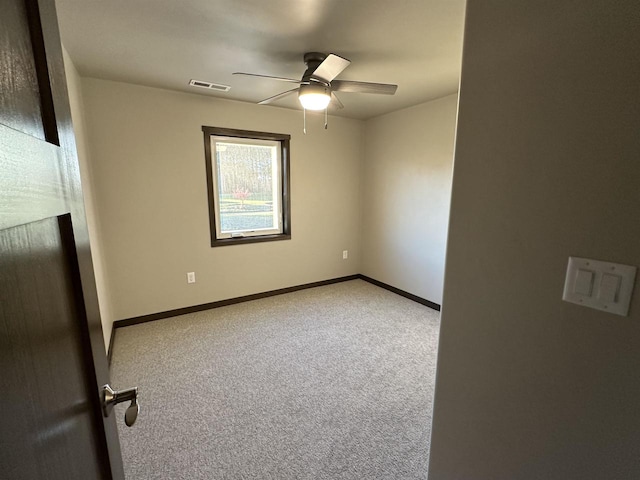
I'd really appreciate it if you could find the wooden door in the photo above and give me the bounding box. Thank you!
[0,0,125,478]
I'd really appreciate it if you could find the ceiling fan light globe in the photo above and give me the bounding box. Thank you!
[298,83,331,110]
[299,93,331,110]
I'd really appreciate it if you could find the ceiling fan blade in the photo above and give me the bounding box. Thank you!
[233,72,301,83]
[258,88,299,105]
[311,54,351,83]
[332,80,397,95]
[330,92,344,109]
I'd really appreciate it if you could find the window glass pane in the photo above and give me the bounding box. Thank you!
[214,140,281,235]
[203,126,290,247]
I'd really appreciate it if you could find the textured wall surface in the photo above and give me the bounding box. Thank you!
[63,48,114,348]
[361,94,457,304]
[82,79,364,320]
[429,1,640,479]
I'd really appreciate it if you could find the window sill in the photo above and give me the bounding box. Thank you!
[210,233,291,248]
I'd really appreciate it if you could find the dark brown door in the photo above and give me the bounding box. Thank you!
[0,0,125,478]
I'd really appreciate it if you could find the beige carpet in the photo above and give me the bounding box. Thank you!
[110,279,440,479]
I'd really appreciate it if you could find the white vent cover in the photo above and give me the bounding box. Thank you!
[188,79,231,92]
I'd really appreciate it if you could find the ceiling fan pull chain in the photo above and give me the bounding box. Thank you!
[303,108,307,135]
[324,108,328,130]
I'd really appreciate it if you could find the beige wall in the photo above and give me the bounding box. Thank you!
[63,49,114,349]
[361,95,457,304]
[429,1,640,479]
[81,79,363,320]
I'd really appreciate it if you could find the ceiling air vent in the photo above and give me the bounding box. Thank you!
[188,79,231,92]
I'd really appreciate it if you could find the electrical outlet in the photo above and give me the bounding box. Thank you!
[187,272,196,284]
[342,250,348,260]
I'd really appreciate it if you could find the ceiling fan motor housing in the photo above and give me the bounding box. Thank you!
[303,52,329,84]
[298,83,330,97]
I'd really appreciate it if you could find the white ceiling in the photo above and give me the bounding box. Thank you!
[56,0,466,120]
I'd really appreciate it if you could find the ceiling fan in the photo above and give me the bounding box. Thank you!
[233,52,398,113]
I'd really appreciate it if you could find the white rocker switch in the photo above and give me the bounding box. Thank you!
[599,273,621,303]
[574,269,594,296]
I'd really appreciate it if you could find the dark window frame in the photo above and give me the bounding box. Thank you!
[202,126,291,247]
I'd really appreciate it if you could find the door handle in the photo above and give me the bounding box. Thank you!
[102,384,139,427]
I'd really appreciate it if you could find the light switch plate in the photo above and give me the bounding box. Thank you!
[563,257,636,316]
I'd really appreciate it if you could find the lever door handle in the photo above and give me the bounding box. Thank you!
[102,384,139,427]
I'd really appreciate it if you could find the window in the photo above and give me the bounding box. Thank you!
[203,126,291,247]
